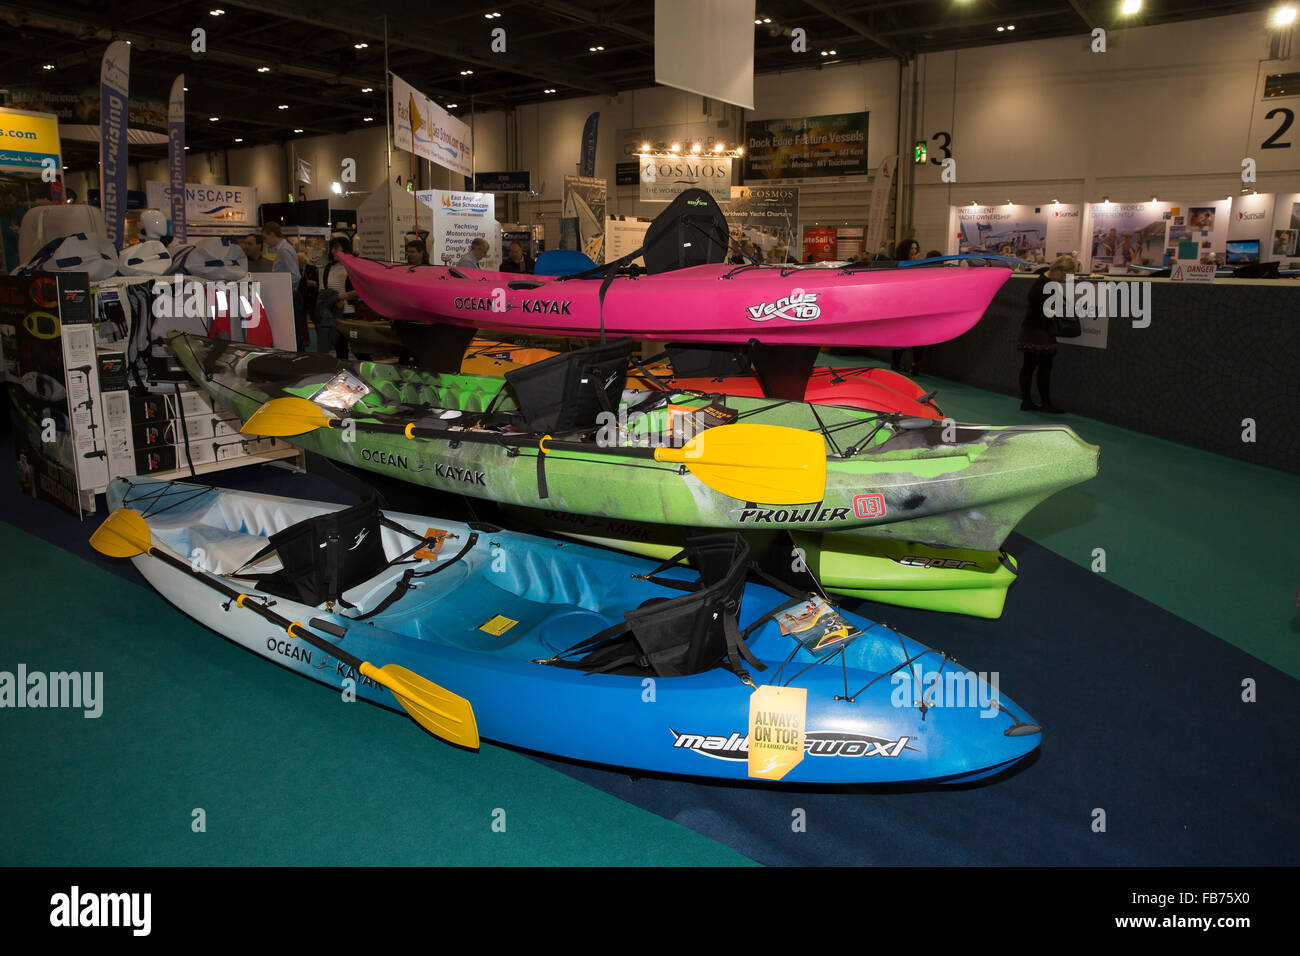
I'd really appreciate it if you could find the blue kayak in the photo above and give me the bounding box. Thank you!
[103,477,1042,785]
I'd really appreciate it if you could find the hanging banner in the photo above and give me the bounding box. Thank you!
[167,76,186,245]
[472,171,531,193]
[3,87,166,144]
[638,155,732,203]
[296,157,313,185]
[392,73,473,179]
[654,0,755,110]
[864,154,896,259]
[145,182,259,238]
[562,175,607,262]
[417,189,499,269]
[100,40,131,251]
[579,112,599,178]
[743,112,869,184]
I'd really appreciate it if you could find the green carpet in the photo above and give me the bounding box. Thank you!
[823,354,1300,678]
[0,522,753,867]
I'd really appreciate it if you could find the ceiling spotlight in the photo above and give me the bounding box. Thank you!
[670,142,681,152]
[754,18,762,24]
[234,137,243,143]
[1122,0,1141,12]
[278,104,289,109]
[1007,25,1015,30]
[589,45,605,52]
[691,143,702,153]
[713,143,724,152]
[829,50,837,55]
[997,26,1005,32]
[354,42,369,49]
[1273,5,1297,26]
[640,142,651,151]
[41,63,55,70]
[543,88,557,93]
[361,86,373,92]
[446,103,457,108]
[183,86,188,91]
[257,66,270,73]
[184,146,190,151]
[293,128,303,133]
[209,116,219,121]
[460,69,474,75]
[484,11,501,18]
[763,17,771,24]
[736,147,744,156]
[209,8,225,15]
[363,116,374,122]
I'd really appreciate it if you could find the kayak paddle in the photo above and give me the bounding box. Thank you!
[90,509,479,748]
[242,396,828,505]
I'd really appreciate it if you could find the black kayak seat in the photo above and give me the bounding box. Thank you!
[504,338,635,433]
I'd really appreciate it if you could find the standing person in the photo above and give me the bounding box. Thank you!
[262,221,304,350]
[240,233,271,273]
[455,237,489,270]
[299,251,319,325]
[317,236,359,357]
[0,190,30,273]
[500,240,534,274]
[1016,254,1075,413]
[891,238,926,374]
[404,238,430,265]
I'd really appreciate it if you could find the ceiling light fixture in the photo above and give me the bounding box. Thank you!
[293,128,303,133]
[354,42,369,49]
[713,143,724,152]
[446,103,457,108]
[363,116,374,122]
[691,143,702,153]
[209,116,219,121]
[235,137,243,143]
[1122,0,1141,13]
[670,142,681,152]
[41,63,55,70]
[361,86,373,92]
[1007,24,1015,30]
[257,66,270,73]
[589,45,605,52]
[543,88,556,93]
[209,8,225,15]
[278,104,289,109]
[485,11,501,18]
[1273,5,1297,26]
[997,26,1005,32]
[460,69,474,75]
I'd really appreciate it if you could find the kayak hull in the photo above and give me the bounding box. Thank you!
[106,477,1042,785]
[169,333,1099,553]
[340,254,1011,348]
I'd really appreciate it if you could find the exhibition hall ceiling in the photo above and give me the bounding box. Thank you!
[0,0,1280,162]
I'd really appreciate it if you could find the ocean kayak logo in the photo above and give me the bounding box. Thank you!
[671,729,912,760]
[746,289,820,322]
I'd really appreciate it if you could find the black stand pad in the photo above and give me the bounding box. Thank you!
[391,321,477,373]
[746,339,819,402]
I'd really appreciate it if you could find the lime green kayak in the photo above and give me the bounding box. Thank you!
[169,333,1098,554]
[503,506,1018,618]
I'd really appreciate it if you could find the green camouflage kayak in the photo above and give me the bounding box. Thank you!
[169,333,1098,553]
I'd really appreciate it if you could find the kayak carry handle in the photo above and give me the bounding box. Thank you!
[310,618,348,639]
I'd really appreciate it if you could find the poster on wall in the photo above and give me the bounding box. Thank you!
[0,105,64,274]
[802,227,836,263]
[1084,201,1172,274]
[392,73,473,179]
[638,155,731,204]
[562,176,607,262]
[720,185,799,258]
[743,112,869,184]
[418,189,499,269]
[1270,192,1300,261]
[146,182,259,238]
[1162,200,1231,267]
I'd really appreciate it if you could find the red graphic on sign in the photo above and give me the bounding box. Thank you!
[853,493,886,519]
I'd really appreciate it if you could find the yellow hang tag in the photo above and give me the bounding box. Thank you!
[478,614,518,636]
[747,685,807,781]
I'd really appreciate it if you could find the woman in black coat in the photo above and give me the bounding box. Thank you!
[1016,254,1076,412]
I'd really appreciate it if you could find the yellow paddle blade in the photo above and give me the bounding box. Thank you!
[360,662,480,749]
[656,423,827,505]
[241,396,333,437]
[89,509,153,558]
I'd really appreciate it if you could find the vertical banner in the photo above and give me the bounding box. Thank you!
[580,112,599,178]
[167,75,186,245]
[99,40,130,251]
[562,175,607,262]
[864,154,896,259]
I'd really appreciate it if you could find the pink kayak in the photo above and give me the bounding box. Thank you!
[339,254,1011,348]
